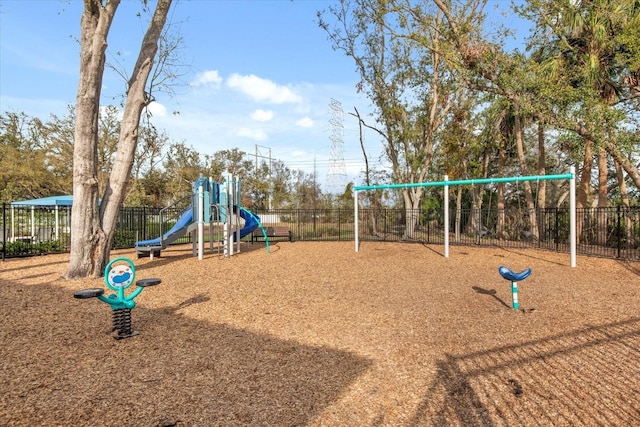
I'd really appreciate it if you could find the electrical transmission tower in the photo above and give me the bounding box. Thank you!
[326,98,347,192]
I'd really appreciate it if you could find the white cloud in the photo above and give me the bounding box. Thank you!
[147,101,167,117]
[237,127,268,141]
[295,117,313,128]
[250,109,274,122]
[227,73,303,104]
[191,70,223,88]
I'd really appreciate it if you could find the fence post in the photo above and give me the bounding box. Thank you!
[143,206,147,242]
[554,208,559,251]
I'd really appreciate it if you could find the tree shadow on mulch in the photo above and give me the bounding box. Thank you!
[495,246,567,266]
[0,280,371,427]
[0,257,68,274]
[617,260,640,277]
[409,317,640,425]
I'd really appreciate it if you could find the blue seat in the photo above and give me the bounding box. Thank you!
[498,266,532,282]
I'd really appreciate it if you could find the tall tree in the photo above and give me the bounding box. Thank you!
[319,0,459,238]
[65,0,173,279]
[162,141,205,202]
[520,0,640,190]
[520,0,640,242]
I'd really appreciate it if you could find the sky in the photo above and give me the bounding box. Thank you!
[0,0,528,193]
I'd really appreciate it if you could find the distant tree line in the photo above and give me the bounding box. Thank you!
[0,107,355,211]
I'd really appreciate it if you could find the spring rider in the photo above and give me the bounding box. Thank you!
[498,265,532,310]
[74,257,161,339]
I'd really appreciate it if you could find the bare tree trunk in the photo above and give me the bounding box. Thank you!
[596,148,608,245]
[537,121,546,240]
[97,0,173,269]
[470,153,489,241]
[66,0,173,279]
[496,141,507,239]
[514,114,538,239]
[576,140,593,243]
[615,160,632,244]
[537,122,546,208]
[469,186,485,242]
[455,186,462,242]
[65,0,120,279]
[351,107,380,236]
[403,187,423,239]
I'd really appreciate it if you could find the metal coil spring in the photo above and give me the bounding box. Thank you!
[112,308,133,337]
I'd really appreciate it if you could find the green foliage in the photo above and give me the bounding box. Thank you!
[112,230,136,249]
[2,239,61,256]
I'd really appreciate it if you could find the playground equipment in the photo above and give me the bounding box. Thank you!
[353,166,577,267]
[498,265,532,310]
[135,172,267,260]
[73,257,161,339]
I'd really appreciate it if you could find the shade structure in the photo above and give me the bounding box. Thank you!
[8,195,74,243]
[10,195,74,207]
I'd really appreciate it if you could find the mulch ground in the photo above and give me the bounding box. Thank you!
[1,241,639,426]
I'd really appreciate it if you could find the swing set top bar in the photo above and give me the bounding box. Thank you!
[353,168,577,267]
[354,173,573,192]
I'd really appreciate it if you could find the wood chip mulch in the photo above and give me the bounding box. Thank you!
[1,241,639,426]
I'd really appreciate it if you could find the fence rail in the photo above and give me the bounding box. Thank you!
[2,204,639,261]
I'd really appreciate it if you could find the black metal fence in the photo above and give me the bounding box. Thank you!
[2,204,639,261]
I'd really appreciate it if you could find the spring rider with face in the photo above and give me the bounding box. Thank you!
[74,257,161,339]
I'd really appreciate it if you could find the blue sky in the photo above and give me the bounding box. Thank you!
[0,0,527,192]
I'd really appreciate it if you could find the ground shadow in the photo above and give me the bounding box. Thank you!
[496,246,567,266]
[617,259,640,277]
[472,286,511,309]
[409,317,640,425]
[0,280,371,426]
[0,258,68,273]
[134,242,273,271]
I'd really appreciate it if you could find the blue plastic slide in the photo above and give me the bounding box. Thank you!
[135,206,260,257]
[236,207,260,239]
[135,208,193,251]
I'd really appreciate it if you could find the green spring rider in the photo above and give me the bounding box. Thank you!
[74,257,161,339]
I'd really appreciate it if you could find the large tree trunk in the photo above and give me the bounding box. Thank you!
[402,187,423,239]
[576,140,593,244]
[596,148,608,245]
[455,186,463,242]
[514,114,538,239]
[536,121,547,241]
[65,0,172,279]
[98,0,173,269]
[496,139,507,240]
[65,0,120,279]
[537,122,546,208]
[470,153,489,242]
[469,186,485,242]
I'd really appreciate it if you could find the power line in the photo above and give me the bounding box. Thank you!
[326,98,347,192]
